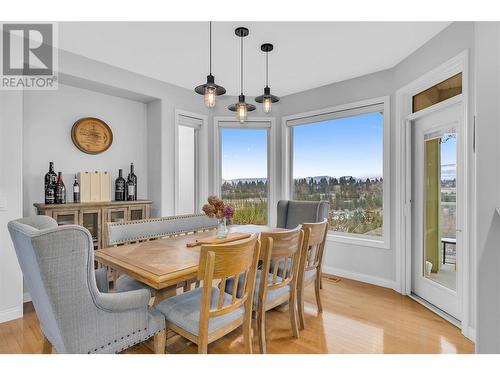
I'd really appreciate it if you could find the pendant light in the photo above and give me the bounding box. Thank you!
[228,27,255,123]
[255,43,279,113]
[194,21,226,108]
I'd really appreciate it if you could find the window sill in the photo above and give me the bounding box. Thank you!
[326,232,390,249]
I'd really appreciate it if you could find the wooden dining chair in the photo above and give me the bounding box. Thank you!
[297,219,328,330]
[156,234,261,354]
[255,227,304,353]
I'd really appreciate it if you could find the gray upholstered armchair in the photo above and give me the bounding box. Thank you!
[276,200,330,229]
[8,216,166,354]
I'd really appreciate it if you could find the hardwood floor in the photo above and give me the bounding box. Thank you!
[0,277,474,354]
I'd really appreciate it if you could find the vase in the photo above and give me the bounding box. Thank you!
[216,217,229,239]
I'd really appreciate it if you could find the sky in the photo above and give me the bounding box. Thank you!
[221,112,384,181]
[440,133,457,180]
[222,128,268,180]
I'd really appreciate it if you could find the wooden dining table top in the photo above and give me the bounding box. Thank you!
[95,225,276,290]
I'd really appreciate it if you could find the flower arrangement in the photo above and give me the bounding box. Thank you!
[202,196,235,222]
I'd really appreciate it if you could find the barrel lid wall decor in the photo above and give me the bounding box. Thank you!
[71,117,113,154]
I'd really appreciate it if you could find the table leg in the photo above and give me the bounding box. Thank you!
[152,285,177,306]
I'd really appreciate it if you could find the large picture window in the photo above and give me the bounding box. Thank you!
[220,126,269,225]
[288,100,389,244]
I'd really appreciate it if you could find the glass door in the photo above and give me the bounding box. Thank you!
[80,209,101,249]
[411,103,462,320]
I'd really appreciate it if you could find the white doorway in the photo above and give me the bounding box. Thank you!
[411,103,463,320]
[395,50,474,340]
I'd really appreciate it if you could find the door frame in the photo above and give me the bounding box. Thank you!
[394,50,475,340]
[174,109,208,215]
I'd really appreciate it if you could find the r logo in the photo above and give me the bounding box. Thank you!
[2,23,53,76]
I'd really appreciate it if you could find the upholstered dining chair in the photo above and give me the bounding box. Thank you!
[276,200,329,230]
[156,234,261,354]
[297,219,329,330]
[106,214,218,294]
[225,227,304,354]
[8,216,166,354]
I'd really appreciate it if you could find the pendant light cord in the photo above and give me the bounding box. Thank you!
[209,21,212,74]
[240,35,243,95]
[266,51,269,87]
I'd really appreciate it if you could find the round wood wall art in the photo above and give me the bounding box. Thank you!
[71,117,113,154]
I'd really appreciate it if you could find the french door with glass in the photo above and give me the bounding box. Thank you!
[411,103,462,320]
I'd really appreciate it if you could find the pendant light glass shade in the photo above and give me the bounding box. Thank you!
[228,27,255,123]
[229,94,256,123]
[194,22,225,108]
[255,43,280,113]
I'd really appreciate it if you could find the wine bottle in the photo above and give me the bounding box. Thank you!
[45,179,56,204]
[126,174,136,201]
[44,162,57,191]
[129,162,137,200]
[55,172,66,204]
[73,175,80,203]
[115,169,126,201]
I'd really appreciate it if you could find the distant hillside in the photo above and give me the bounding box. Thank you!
[223,175,383,184]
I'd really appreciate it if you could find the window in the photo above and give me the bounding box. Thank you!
[287,100,389,245]
[176,113,201,214]
[412,73,462,113]
[219,125,269,225]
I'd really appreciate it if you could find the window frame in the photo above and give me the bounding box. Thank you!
[174,110,207,215]
[282,96,391,249]
[214,117,276,226]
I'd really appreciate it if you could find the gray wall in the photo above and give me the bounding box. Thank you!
[474,22,500,354]
[277,22,476,294]
[23,84,148,216]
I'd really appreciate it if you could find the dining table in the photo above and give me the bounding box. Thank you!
[94,224,276,305]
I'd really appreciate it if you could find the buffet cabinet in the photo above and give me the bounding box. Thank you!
[34,200,152,249]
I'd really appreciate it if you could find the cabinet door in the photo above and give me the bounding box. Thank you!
[53,210,79,226]
[106,207,129,224]
[80,209,101,249]
[129,205,147,221]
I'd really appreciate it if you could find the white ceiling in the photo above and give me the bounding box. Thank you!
[59,22,450,97]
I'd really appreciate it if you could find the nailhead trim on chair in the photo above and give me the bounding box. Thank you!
[107,214,217,245]
[88,326,162,354]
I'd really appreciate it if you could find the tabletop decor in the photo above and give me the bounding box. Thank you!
[71,117,113,154]
[202,195,235,238]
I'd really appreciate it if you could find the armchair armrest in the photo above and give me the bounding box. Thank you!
[95,288,151,312]
[94,268,109,293]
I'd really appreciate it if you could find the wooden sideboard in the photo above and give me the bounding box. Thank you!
[34,200,152,249]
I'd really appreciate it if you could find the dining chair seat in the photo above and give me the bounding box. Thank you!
[225,270,288,308]
[156,287,245,336]
[115,274,156,294]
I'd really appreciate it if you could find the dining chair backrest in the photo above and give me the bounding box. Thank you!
[299,219,329,276]
[197,234,261,330]
[107,213,218,247]
[259,227,304,303]
[276,200,330,229]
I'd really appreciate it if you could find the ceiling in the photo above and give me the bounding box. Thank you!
[59,22,451,97]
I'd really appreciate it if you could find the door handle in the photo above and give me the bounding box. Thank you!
[456,229,462,233]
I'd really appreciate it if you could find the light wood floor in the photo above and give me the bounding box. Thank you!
[0,277,474,354]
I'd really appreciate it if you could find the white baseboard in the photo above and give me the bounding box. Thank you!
[0,306,23,324]
[462,326,476,343]
[323,266,397,290]
[23,292,32,303]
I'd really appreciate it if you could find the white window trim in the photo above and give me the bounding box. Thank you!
[174,109,208,215]
[282,96,391,249]
[213,116,277,226]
